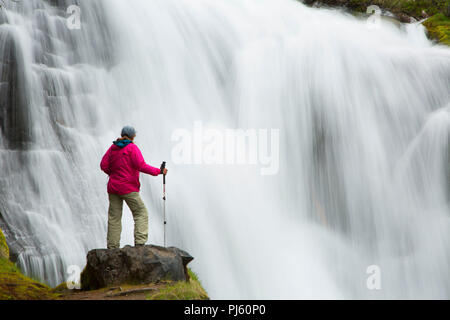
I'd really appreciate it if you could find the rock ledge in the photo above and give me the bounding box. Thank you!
[80,245,193,290]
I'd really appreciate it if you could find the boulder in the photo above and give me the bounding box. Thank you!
[397,13,412,23]
[80,245,194,290]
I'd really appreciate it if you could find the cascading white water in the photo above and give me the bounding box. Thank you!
[0,0,449,298]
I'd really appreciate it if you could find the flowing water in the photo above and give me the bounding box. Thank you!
[0,0,449,299]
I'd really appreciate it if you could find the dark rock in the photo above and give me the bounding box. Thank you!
[397,13,412,23]
[80,245,194,290]
[0,31,32,149]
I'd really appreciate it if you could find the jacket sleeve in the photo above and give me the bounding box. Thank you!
[131,145,161,176]
[100,146,112,175]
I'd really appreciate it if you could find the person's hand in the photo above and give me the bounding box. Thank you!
[163,168,168,175]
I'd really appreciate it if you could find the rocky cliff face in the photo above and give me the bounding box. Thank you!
[0,9,31,150]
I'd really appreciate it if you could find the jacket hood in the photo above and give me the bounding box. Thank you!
[113,139,133,148]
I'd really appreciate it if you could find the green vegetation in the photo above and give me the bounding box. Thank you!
[315,0,450,17]
[397,0,449,17]
[147,269,209,300]
[53,282,70,293]
[0,227,58,300]
[0,227,8,260]
[305,0,450,46]
[423,13,450,45]
[0,259,58,300]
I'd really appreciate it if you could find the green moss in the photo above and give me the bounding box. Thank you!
[53,282,69,293]
[0,226,58,300]
[0,227,8,260]
[147,269,209,300]
[187,269,200,282]
[304,0,450,18]
[399,0,444,17]
[0,257,59,300]
[303,0,450,46]
[423,13,450,46]
[346,0,369,12]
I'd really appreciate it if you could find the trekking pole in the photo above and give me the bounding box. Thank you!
[160,161,167,247]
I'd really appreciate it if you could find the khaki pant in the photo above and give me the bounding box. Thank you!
[107,192,149,249]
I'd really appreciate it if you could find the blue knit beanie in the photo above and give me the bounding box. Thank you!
[121,126,136,138]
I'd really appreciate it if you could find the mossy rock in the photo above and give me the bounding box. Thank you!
[0,258,58,300]
[0,226,57,300]
[53,282,70,293]
[147,269,209,300]
[423,13,450,46]
[0,227,8,260]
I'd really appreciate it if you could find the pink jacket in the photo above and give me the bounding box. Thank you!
[100,142,161,195]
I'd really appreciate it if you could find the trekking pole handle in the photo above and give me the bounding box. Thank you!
[160,161,166,199]
[160,161,166,183]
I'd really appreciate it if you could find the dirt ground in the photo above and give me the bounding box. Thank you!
[57,283,168,300]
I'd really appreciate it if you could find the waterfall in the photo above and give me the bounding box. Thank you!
[0,0,449,299]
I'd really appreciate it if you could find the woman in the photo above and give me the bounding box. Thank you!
[100,126,168,249]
